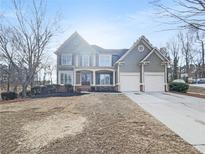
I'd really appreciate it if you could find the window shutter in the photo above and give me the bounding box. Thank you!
[59,55,61,65]
[93,55,96,66]
[60,73,64,84]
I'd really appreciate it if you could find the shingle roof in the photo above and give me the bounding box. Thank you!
[91,45,128,64]
[91,45,128,57]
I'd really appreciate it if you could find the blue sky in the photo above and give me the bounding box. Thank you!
[0,0,177,50]
[0,0,177,82]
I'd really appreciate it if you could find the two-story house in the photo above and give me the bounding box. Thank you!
[55,32,169,92]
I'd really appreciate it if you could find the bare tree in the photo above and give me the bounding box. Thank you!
[151,0,205,31]
[193,29,205,77]
[0,0,57,97]
[167,38,180,80]
[178,31,194,76]
[0,26,16,92]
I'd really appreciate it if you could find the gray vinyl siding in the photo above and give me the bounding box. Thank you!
[144,52,164,72]
[119,42,151,73]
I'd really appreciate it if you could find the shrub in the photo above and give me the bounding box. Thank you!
[65,84,73,93]
[19,90,31,97]
[169,82,189,93]
[46,85,57,93]
[1,92,18,100]
[31,85,47,95]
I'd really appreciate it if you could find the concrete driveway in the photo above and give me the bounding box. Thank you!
[125,92,205,153]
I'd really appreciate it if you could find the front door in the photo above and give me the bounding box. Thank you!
[81,72,92,85]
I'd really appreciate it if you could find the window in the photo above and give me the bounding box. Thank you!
[60,73,72,84]
[61,54,72,65]
[99,55,111,67]
[82,55,90,67]
[138,45,144,52]
[81,72,92,85]
[100,74,110,85]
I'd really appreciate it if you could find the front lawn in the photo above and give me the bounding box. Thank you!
[0,93,200,154]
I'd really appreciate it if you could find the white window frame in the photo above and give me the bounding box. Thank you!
[99,54,112,67]
[61,53,72,65]
[100,74,111,85]
[82,55,90,67]
[59,71,73,85]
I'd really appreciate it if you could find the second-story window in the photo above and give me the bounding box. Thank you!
[61,54,72,65]
[99,55,112,67]
[82,55,90,67]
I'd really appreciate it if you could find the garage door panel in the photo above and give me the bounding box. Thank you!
[144,73,164,92]
[120,73,140,91]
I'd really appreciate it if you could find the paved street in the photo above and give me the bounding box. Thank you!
[125,92,205,153]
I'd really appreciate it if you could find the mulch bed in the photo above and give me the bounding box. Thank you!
[170,91,205,99]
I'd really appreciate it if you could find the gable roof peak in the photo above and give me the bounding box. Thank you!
[55,31,96,54]
[73,31,80,36]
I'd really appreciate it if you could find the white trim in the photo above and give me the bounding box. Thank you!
[75,68,115,72]
[140,48,167,63]
[95,84,114,86]
[113,70,115,85]
[117,64,120,83]
[120,72,140,76]
[115,36,153,64]
[144,72,164,76]
[140,48,169,63]
[99,54,112,67]
[141,64,144,83]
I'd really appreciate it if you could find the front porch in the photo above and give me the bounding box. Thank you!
[74,69,117,92]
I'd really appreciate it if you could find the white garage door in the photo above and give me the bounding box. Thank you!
[120,73,140,91]
[144,72,164,92]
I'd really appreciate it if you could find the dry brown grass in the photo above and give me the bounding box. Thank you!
[0,93,201,154]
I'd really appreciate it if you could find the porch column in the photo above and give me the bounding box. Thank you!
[93,70,96,86]
[73,69,76,91]
[164,63,168,91]
[117,64,120,84]
[141,64,144,83]
[113,70,115,86]
[141,64,145,91]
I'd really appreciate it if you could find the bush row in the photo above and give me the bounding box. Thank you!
[1,84,74,100]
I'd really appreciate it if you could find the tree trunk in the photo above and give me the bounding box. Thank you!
[202,40,205,78]
[7,75,10,92]
[21,84,28,97]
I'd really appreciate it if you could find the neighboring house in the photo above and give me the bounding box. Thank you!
[55,32,169,92]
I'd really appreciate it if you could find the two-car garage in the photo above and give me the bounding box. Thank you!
[120,72,165,92]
